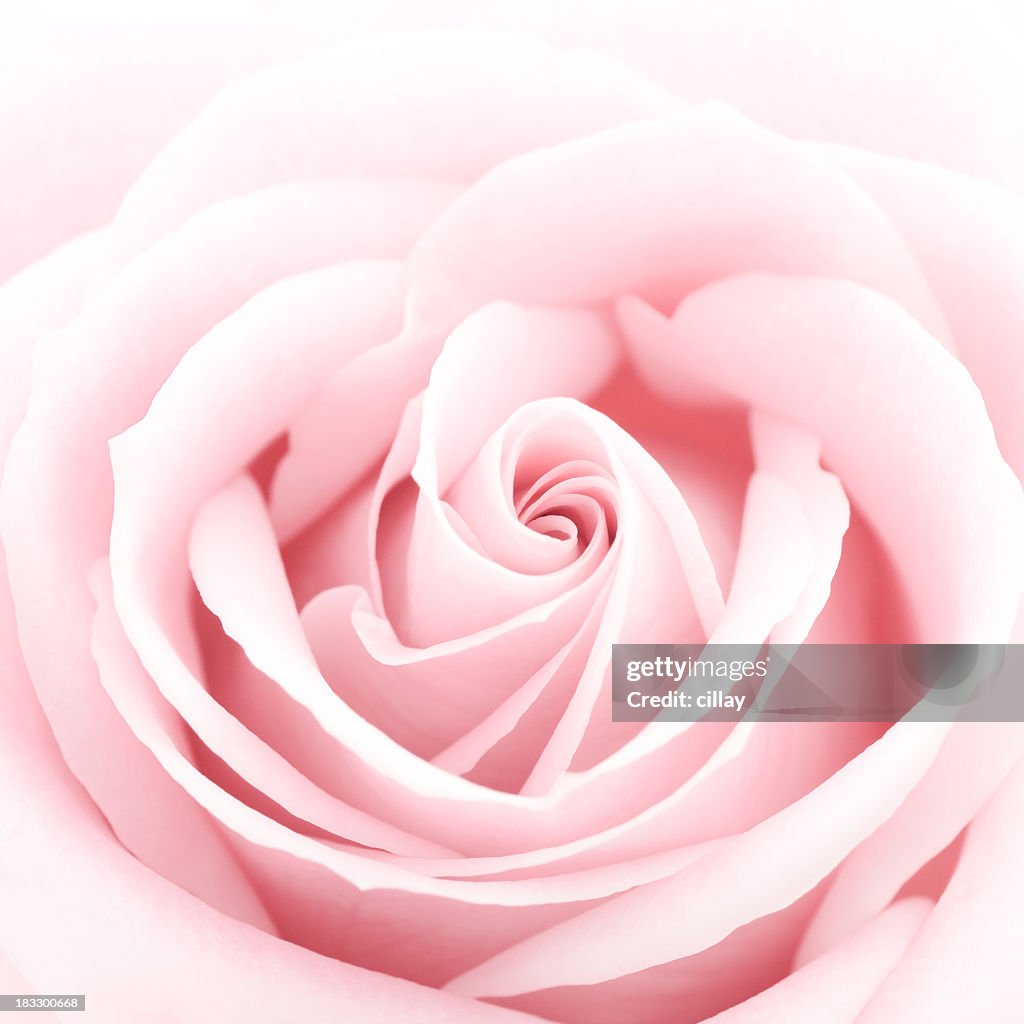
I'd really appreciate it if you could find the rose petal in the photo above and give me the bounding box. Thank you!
[185,477,458,855]
[387,303,621,645]
[821,144,1024,481]
[414,304,620,494]
[622,273,1024,641]
[429,586,611,779]
[795,722,1024,965]
[0,195,434,883]
[0,21,324,280]
[707,471,814,644]
[592,373,753,597]
[446,723,950,996]
[98,256,704,854]
[699,898,930,1024]
[106,31,678,270]
[0,644,542,1023]
[0,238,278,931]
[412,104,948,339]
[303,582,607,771]
[0,231,102,454]
[855,749,1024,1022]
[749,411,850,645]
[427,0,1024,195]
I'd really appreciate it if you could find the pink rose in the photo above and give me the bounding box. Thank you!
[2,4,1024,1022]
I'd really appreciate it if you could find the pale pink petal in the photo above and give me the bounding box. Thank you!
[383,303,620,645]
[428,584,609,778]
[268,337,438,544]
[91,557,448,858]
[302,578,606,769]
[0,953,59,1022]
[1014,595,1024,643]
[0,646,542,1024]
[414,303,620,494]
[0,230,100,454]
[708,472,814,644]
[307,580,737,854]
[429,0,1024,195]
[750,411,851,645]
[78,585,765,987]
[796,722,1024,965]
[3,175,435,694]
[446,723,950,996]
[509,400,717,787]
[0,21,326,280]
[626,273,1024,640]
[186,477,456,855]
[592,372,752,595]
[0,216,429,895]
[398,419,613,647]
[822,144,1024,480]
[802,506,914,644]
[282,473,378,607]
[0,237,279,935]
[855,750,1024,1022]
[118,418,750,876]
[97,262,664,851]
[488,890,822,1024]
[104,483,874,912]
[106,31,677,270]
[412,105,948,337]
[454,454,616,575]
[701,898,930,1024]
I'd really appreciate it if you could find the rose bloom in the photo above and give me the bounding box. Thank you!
[2,2,1024,1022]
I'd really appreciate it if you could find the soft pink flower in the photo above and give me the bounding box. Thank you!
[2,4,1023,1022]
